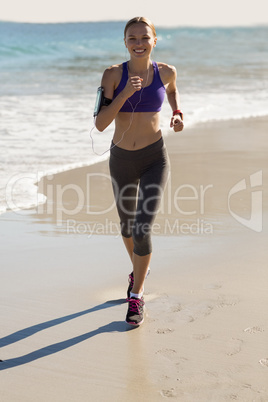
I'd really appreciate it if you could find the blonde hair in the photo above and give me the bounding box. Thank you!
[124,17,156,38]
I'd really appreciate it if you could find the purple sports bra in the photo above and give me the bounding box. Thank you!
[113,61,166,113]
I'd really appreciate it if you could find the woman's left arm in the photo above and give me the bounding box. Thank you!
[165,65,184,132]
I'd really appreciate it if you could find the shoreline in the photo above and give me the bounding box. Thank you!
[34,115,268,236]
[1,114,267,219]
[1,115,268,401]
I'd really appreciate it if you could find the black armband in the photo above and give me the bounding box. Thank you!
[103,97,112,106]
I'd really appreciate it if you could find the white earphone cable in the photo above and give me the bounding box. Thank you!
[89,62,151,156]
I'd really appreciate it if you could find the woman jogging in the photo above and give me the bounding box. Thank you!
[95,16,184,326]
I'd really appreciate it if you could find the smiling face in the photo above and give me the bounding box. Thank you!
[124,22,157,59]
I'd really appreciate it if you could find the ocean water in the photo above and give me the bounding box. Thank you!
[0,21,268,214]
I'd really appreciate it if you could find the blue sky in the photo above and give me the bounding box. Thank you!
[2,0,268,26]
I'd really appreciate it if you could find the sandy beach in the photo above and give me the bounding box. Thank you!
[1,116,268,401]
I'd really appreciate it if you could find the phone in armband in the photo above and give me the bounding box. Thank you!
[93,86,112,117]
[94,86,103,117]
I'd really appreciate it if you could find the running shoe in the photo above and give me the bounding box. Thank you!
[125,297,145,326]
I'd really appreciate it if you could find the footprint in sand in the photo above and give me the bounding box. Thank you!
[155,349,177,361]
[244,326,264,334]
[228,394,239,400]
[216,294,239,308]
[226,338,243,356]
[171,304,182,313]
[156,328,174,334]
[160,388,176,398]
[192,333,211,340]
[175,356,188,368]
[259,358,268,367]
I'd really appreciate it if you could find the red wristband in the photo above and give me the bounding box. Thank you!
[173,110,183,120]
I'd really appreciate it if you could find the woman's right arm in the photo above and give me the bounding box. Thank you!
[95,66,143,132]
[95,67,126,132]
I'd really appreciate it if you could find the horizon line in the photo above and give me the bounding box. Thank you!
[1,19,267,29]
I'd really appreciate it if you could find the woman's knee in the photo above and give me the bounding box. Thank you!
[132,225,152,256]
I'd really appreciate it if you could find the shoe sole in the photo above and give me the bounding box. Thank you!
[125,318,144,326]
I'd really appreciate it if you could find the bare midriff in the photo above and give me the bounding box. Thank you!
[113,111,162,150]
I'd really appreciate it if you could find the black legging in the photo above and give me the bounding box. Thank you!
[109,137,170,256]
